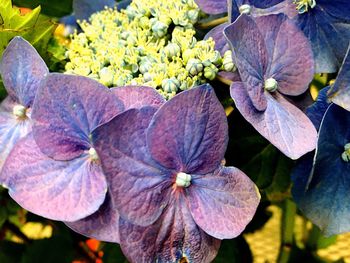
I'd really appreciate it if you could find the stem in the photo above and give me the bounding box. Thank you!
[277,199,296,263]
[215,74,233,86]
[3,221,31,244]
[305,224,321,251]
[196,16,228,29]
[225,105,234,116]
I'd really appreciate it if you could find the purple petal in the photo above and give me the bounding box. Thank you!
[93,108,171,226]
[217,70,241,82]
[188,166,260,239]
[328,45,350,111]
[66,193,120,243]
[32,73,124,161]
[0,98,32,173]
[204,23,230,56]
[147,84,228,174]
[194,0,227,14]
[224,15,268,111]
[231,82,317,159]
[255,15,314,96]
[119,196,221,263]
[0,134,107,221]
[0,37,48,107]
[73,0,115,20]
[111,85,165,110]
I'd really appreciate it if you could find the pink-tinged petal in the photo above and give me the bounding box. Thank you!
[231,82,317,159]
[224,15,268,111]
[0,98,31,173]
[204,23,230,56]
[32,73,124,161]
[188,166,260,239]
[93,108,171,226]
[0,134,107,221]
[66,193,120,243]
[194,0,227,14]
[119,196,221,263]
[111,85,165,110]
[255,15,314,96]
[147,84,228,174]
[0,37,48,107]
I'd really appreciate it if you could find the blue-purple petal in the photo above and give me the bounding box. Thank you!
[65,193,120,243]
[119,196,221,263]
[0,98,32,173]
[32,73,123,161]
[73,0,115,21]
[204,23,230,56]
[188,166,260,239]
[0,134,107,222]
[194,0,227,14]
[224,15,268,111]
[147,84,228,174]
[306,87,330,130]
[111,86,165,110]
[230,82,317,159]
[328,45,350,111]
[0,37,48,107]
[292,104,350,235]
[93,108,171,226]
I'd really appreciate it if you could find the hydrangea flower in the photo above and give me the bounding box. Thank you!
[291,0,350,73]
[0,37,48,172]
[66,85,165,243]
[224,14,317,159]
[90,84,260,261]
[293,48,350,236]
[0,73,124,222]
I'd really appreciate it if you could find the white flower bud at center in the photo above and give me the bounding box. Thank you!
[264,78,278,92]
[13,104,27,119]
[239,4,252,14]
[176,172,191,188]
[89,147,99,162]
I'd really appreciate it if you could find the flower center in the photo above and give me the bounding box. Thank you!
[239,4,251,14]
[88,147,99,162]
[341,143,350,162]
[264,78,278,92]
[12,104,27,119]
[175,172,191,188]
[293,0,316,14]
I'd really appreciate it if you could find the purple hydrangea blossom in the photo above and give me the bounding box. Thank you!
[0,73,124,222]
[65,85,165,243]
[91,84,260,262]
[224,14,317,159]
[291,0,350,73]
[0,37,48,173]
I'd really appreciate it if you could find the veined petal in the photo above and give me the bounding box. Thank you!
[147,84,228,174]
[0,134,107,222]
[224,15,268,111]
[292,104,350,236]
[66,193,120,243]
[93,108,170,226]
[0,98,31,173]
[231,82,317,159]
[204,23,230,56]
[0,37,48,107]
[32,73,124,161]
[119,196,221,263]
[111,86,165,110]
[188,166,260,239]
[194,0,227,14]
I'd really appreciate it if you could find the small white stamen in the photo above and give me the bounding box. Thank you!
[13,104,27,119]
[89,147,99,162]
[341,143,350,162]
[175,172,191,188]
[264,78,278,92]
[239,4,252,14]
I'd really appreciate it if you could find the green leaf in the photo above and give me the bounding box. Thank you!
[0,0,57,61]
[12,0,73,17]
[0,206,7,228]
[102,243,127,263]
[0,241,26,262]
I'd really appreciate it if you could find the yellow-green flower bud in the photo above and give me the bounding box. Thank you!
[210,50,222,65]
[186,9,199,23]
[164,43,181,59]
[223,50,236,72]
[186,58,203,76]
[99,67,114,86]
[139,16,151,29]
[204,64,218,81]
[162,77,180,93]
[152,21,168,38]
[182,49,195,64]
